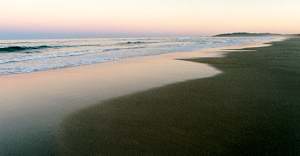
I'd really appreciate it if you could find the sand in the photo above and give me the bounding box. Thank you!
[60,37,297,156]
[0,37,284,120]
[0,37,285,155]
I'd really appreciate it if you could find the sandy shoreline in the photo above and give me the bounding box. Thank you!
[0,37,286,155]
[0,37,285,120]
[59,36,298,155]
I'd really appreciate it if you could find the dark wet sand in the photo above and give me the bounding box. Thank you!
[0,38,283,156]
[60,38,300,156]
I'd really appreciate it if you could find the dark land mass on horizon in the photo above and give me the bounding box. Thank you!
[59,38,300,155]
[214,32,282,37]
[214,32,300,37]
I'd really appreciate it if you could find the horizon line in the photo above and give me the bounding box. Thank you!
[0,31,296,40]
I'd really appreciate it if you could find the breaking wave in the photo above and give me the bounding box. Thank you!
[0,45,58,53]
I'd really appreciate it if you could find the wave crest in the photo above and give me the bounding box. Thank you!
[0,45,53,53]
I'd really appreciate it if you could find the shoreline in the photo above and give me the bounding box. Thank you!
[0,37,285,123]
[0,37,284,79]
[0,37,285,155]
[59,37,299,155]
[0,38,284,118]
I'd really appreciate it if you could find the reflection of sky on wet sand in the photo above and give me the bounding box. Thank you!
[0,48,222,155]
[0,37,284,155]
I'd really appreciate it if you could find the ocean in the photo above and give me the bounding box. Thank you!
[0,36,272,75]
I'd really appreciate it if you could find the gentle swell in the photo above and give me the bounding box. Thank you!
[0,41,156,53]
[0,45,56,53]
[118,41,158,46]
[103,46,146,52]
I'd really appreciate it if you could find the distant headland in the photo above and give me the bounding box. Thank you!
[214,32,300,37]
[214,32,281,37]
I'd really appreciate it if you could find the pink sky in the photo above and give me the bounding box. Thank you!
[0,0,299,37]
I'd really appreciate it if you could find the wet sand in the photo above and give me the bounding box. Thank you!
[0,37,284,155]
[60,37,295,155]
[0,38,284,118]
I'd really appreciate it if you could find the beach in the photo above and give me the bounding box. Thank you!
[58,37,300,156]
[0,37,286,155]
[1,0,299,155]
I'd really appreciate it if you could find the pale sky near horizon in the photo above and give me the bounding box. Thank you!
[0,0,299,38]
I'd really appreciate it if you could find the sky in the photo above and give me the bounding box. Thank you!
[0,0,299,39]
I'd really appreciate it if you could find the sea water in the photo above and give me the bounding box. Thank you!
[0,37,272,75]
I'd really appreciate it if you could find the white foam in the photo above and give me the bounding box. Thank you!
[0,37,274,75]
